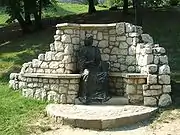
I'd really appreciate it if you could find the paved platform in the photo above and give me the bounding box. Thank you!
[75,96,129,105]
[46,104,158,129]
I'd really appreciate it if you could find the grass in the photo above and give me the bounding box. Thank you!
[0,83,47,135]
[0,3,107,26]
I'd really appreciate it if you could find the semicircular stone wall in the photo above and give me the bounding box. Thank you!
[9,22,172,107]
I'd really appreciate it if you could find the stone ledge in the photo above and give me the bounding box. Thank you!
[46,104,157,129]
[22,73,81,79]
[21,72,147,79]
[110,72,148,78]
[56,23,117,29]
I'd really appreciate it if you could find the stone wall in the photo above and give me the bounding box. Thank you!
[9,22,172,107]
[10,73,81,104]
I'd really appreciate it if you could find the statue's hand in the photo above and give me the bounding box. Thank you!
[82,69,89,82]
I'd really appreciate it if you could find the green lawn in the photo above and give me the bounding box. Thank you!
[0,3,106,26]
[0,84,47,135]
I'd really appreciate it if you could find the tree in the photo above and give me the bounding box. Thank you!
[0,0,54,33]
[88,0,96,14]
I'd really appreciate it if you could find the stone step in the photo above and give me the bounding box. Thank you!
[46,104,158,129]
[75,96,129,105]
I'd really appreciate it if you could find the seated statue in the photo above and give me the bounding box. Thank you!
[78,34,111,104]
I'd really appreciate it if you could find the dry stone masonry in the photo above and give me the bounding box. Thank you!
[9,22,172,107]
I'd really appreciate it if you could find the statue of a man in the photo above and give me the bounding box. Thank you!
[78,34,110,104]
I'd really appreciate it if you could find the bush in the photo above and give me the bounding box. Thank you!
[169,0,179,6]
[104,0,123,7]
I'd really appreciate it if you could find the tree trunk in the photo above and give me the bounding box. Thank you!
[134,0,142,26]
[24,0,32,25]
[10,1,29,32]
[123,0,128,14]
[88,0,96,14]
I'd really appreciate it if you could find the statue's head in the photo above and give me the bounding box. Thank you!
[84,34,93,46]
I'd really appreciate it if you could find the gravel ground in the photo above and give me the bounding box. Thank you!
[41,118,180,135]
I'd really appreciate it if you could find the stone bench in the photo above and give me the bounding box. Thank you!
[10,72,148,105]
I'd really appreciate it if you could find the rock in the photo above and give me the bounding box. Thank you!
[45,51,55,61]
[40,62,49,68]
[111,47,119,54]
[49,61,59,69]
[36,68,44,73]
[163,85,171,93]
[119,49,128,55]
[119,42,128,49]
[109,29,116,34]
[154,56,159,64]
[110,55,117,62]
[56,68,65,73]
[136,43,144,54]
[125,23,134,33]
[60,94,67,104]
[159,55,168,64]
[120,64,127,71]
[159,65,170,74]
[109,36,116,42]
[116,23,125,35]
[10,73,18,80]
[144,97,157,106]
[150,85,162,89]
[114,63,120,68]
[116,36,126,41]
[54,35,61,41]
[64,44,73,54]
[128,32,140,37]
[69,84,79,91]
[128,95,143,104]
[32,59,42,68]
[153,47,166,54]
[159,75,171,84]
[50,84,59,91]
[65,63,75,70]
[126,56,136,65]
[143,55,153,65]
[147,74,157,84]
[128,46,136,55]
[54,41,64,52]
[103,48,111,54]
[98,40,108,48]
[141,47,153,55]
[143,90,162,96]
[126,84,136,94]
[56,30,63,35]
[64,29,73,34]
[38,54,45,61]
[47,91,60,103]
[147,64,158,73]
[126,37,133,45]
[61,34,71,43]
[128,66,135,72]
[97,32,103,40]
[158,94,172,107]
[55,52,64,61]
[141,34,153,44]
[62,56,71,63]
[72,37,80,44]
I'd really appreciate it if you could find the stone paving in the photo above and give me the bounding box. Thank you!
[46,104,157,129]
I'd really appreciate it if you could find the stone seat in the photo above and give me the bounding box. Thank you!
[19,72,148,105]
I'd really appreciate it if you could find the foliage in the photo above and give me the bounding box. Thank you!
[104,0,123,7]
[0,0,57,32]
